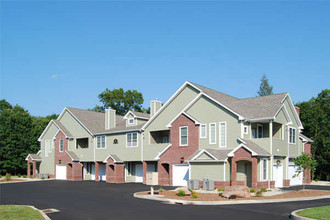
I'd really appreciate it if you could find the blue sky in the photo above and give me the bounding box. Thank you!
[1,1,329,116]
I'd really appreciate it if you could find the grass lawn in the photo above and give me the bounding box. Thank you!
[0,205,44,220]
[297,205,330,220]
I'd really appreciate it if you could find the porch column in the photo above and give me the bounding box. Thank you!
[143,161,147,184]
[32,161,37,178]
[252,158,258,189]
[27,161,31,178]
[95,162,99,182]
[114,163,125,183]
[231,160,237,184]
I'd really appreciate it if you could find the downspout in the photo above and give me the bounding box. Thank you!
[141,132,144,162]
[269,120,273,189]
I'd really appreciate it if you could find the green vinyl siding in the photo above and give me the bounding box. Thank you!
[39,123,58,175]
[190,162,224,181]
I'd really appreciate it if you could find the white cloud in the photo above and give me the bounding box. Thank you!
[51,74,58,79]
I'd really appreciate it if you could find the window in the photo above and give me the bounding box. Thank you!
[257,125,263,138]
[86,163,92,174]
[289,127,296,144]
[252,128,256,138]
[262,159,268,180]
[219,122,226,147]
[128,118,134,125]
[200,124,206,138]
[97,136,106,149]
[180,126,188,146]
[127,162,133,176]
[59,139,64,152]
[162,136,168,143]
[49,140,52,153]
[243,126,248,135]
[209,123,216,144]
[127,132,138,147]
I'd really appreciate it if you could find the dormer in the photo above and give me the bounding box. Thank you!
[123,111,150,127]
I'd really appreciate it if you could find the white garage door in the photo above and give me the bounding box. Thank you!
[56,165,67,180]
[273,164,283,188]
[135,164,143,183]
[288,165,303,186]
[172,165,189,186]
[99,164,106,181]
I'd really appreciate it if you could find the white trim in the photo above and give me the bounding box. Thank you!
[281,94,303,129]
[200,124,207,139]
[25,154,42,162]
[219,122,226,148]
[288,126,296,145]
[128,118,135,125]
[38,120,71,142]
[257,124,263,138]
[154,144,172,160]
[188,160,226,163]
[243,125,248,135]
[124,110,149,120]
[65,150,79,162]
[126,132,138,148]
[179,126,188,146]
[270,120,273,181]
[190,149,218,161]
[274,104,293,125]
[167,111,201,128]
[227,144,258,157]
[96,135,106,149]
[261,158,269,181]
[57,108,94,137]
[223,162,226,181]
[103,154,123,163]
[237,137,246,144]
[95,128,142,136]
[59,139,64,152]
[209,123,216,145]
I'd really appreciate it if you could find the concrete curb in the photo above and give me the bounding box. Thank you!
[134,192,330,206]
[290,209,314,220]
[0,179,55,184]
[9,205,51,220]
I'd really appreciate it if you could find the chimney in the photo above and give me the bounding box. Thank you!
[150,99,163,118]
[105,109,116,130]
[295,106,300,118]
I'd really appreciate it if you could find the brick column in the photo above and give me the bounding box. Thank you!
[114,164,125,183]
[32,161,37,178]
[72,162,83,181]
[27,162,31,178]
[231,161,237,184]
[143,161,147,184]
[95,162,99,182]
[252,158,258,189]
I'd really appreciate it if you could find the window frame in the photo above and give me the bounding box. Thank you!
[128,118,135,125]
[288,127,296,144]
[126,132,138,147]
[59,139,64,152]
[261,158,268,181]
[209,123,216,145]
[45,140,49,157]
[200,124,207,139]
[179,126,188,146]
[219,122,226,148]
[96,136,106,149]
[243,125,248,135]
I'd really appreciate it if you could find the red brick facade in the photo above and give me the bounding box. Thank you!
[54,131,82,181]
[230,147,258,189]
[303,142,312,184]
[283,179,290,187]
[106,157,125,183]
[158,114,199,185]
[27,157,37,178]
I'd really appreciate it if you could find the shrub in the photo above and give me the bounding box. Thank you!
[191,190,198,199]
[217,188,225,192]
[0,175,2,178]
[250,189,256,193]
[219,192,223,197]
[260,188,267,193]
[22,175,27,178]
[18,174,21,177]
[158,188,164,193]
[177,190,186,197]
[30,176,34,179]
[41,177,45,180]
[256,190,263,197]
[5,173,11,181]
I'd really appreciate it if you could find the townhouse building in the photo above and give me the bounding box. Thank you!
[26,81,313,188]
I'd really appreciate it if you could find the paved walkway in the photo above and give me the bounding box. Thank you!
[1,181,329,220]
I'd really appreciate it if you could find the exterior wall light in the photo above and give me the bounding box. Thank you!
[180,157,184,163]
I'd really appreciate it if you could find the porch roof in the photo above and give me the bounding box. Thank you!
[25,154,42,161]
[66,151,80,162]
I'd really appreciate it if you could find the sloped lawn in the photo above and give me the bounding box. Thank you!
[297,205,330,220]
[0,205,44,220]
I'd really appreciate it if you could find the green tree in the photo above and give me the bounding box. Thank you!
[294,152,317,189]
[89,105,104,112]
[257,74,273,96]
[296,89,329,181]
[98,88,144,115]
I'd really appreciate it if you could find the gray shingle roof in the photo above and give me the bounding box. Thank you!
[188,149,232,161]
[53,120,73,138]
[27,154,42,161]
[189,81,288,120]
[132,111,150,119]
[66,107,145,135]
[66,151,80,161]
[240,139,271,156]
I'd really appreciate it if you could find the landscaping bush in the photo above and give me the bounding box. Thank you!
[219,192,223,197]
[22,175,27,178]
[260,188,267,193]
[5,173,11,181]
[256,190,263,197]
[191,190,198,199]
[18,174,21,177]
[217,188,225,192]
[41,177,45,180]
[158,188,164,193]
[250,189,256,193]
[177,190,186,197]
[0,175,2,178]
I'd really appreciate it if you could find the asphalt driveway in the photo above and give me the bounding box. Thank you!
[1,180,329,220]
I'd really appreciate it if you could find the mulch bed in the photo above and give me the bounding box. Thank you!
[137,190,330,201]
[0,178,26,182]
